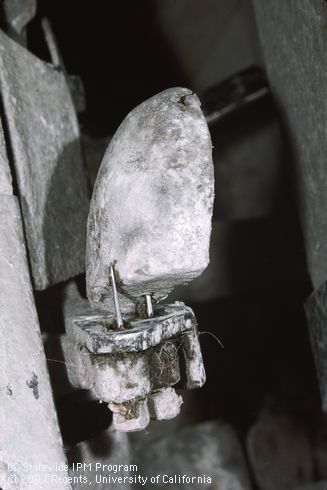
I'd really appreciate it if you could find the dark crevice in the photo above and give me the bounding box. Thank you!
[0,90,19,196]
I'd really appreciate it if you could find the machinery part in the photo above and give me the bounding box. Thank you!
[0,141,70,488]
[41,18,62,68]
[62,302,205,431]
[144,293,154,318]
[110,264,124,329]
[147,387,183,420]
[3,0,36,46]
[41,18,86,114]
[109,398,151,432]
[202,66,270,125]
[0,29,89,290]
[62,87,213,431]
[251,0,327,291]
[86,87,214,314]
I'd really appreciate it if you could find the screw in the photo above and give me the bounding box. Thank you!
[143,293,154,318]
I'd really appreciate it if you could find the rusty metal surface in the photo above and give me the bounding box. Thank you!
[0,29,90,290]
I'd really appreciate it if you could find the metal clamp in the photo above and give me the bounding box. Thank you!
[62,301,205,431]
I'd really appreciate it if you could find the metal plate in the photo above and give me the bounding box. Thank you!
[72,304,196,354]
[0,30,89,289]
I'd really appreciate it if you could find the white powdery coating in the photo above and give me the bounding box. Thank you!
[148,387,183,421]
[87,87,214,312]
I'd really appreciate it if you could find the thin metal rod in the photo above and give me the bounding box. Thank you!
[110,265,123,328]
[41,18,63,69]
[145,294,153,318]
